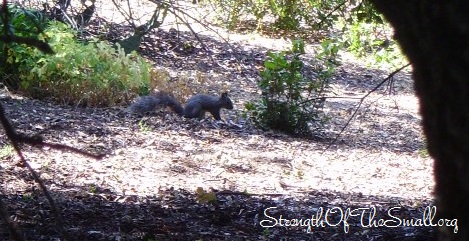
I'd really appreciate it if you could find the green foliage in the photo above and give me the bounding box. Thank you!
[418,139,429,158]
[268,0,302,30]
[351,0,383,24]
[117,2,168,54]
[245,39,335,136]
[308,0,342,29]
[0,5,50,89]
[196,187,218,205]
[2,20,151,106]
[1,4,49,37]
[205,0,404,67]
[0,145,15,159]
[340,3,407,67]
[22,194,33,201]
[418,148,429,158]
[205,0,353,32]
[138,119,151,132]
[213,0,248,30]
[88,185,97,194]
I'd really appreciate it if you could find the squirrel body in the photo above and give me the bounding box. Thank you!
[129,92,233,120]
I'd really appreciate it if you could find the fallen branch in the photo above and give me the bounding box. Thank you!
[322,63,411,152]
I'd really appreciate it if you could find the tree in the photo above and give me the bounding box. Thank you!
[370,1,469,240]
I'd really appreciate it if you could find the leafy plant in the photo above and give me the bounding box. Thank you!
[138,119,151,132]
[205,0,347,32]
[245,39,334,136]
[340,3,407,67]
[4,20,152,106]
[89,185,97,194]
[418,148,429,158]
[269,0,302,30]
[195,187,218,205]
[0,144,15,159]
[0,4,50,89]
[0,4,49,37]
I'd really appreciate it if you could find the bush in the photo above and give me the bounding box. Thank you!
[2,17,151,106]
[245,39,335,136]
[0,4,50,89]
[339,3,407,67]
[204,0,346,32]
[0,4,49,37]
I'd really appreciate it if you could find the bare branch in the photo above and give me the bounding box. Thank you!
[322,63,411,152]
[0,35,54,54]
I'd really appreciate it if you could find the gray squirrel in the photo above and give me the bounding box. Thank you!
[129,92,233,120]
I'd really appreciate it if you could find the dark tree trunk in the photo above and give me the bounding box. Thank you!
[370,1,469,240]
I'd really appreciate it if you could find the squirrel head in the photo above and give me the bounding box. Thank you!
[220,92,234,109]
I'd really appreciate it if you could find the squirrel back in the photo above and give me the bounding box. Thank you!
[183,92,233,120]
[129,92,233,120]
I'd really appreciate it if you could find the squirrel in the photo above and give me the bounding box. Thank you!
[129,92,234,120]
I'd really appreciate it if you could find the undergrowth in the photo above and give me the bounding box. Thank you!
[1,6,154,107]
[245,39,337,137]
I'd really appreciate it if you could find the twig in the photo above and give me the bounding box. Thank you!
[163,5,216,62]
[42,142,105,159]
[0,102,105,241]
[154,0,250,74]
[0,4,101,239]
[111,0,135,28]
[0,102,74,241]
[0,35,54,54]
[322,63,411,152]
[315,0,349,29]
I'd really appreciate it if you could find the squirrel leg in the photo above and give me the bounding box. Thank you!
[209,110,221,120]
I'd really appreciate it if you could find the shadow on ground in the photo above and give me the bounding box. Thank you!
[0,183,436,241]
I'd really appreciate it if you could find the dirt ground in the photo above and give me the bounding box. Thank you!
[0,1,435,240]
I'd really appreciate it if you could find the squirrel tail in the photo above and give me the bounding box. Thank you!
[129,92,183,116]
[156,92,184,116]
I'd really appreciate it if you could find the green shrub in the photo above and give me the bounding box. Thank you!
[0,4,50,89]
[0,4,49,37]
[3,19,151,106]
[0,144,15,159]
[205,0,344,32]
[245,39,335,136]
[268,0,302,30]
[339,3,407,67]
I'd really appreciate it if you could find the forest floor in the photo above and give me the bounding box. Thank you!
[0,1,436,240]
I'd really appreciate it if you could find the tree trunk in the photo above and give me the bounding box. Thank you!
[370,1,469,240]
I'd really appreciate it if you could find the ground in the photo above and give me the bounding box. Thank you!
[0,1,435,240]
